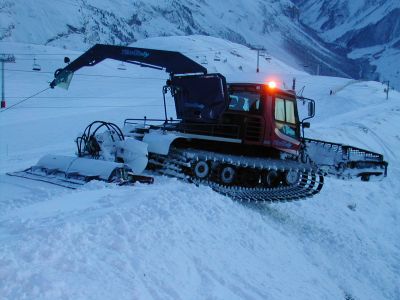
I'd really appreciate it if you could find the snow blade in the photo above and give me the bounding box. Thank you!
[304,138,388,181]
[7,169,85,189]
[126,174,154,185]
[7,154,154,189]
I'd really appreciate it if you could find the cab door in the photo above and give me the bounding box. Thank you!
[271,95,301,154]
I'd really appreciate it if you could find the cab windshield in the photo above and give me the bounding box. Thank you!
[228,91,261,113]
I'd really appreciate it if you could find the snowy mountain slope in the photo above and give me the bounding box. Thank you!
[294,0,400,89]
[1,0,365,80]
[0,36,399,299]
[293,0,399,42]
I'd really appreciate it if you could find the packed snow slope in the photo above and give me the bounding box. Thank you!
[0,36,399,300]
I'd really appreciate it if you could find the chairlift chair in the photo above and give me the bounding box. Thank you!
[117,62,127,70]
[32,58,41,71]
[214,52,221,61]
[264,51,271,61]
[201,55,208,65]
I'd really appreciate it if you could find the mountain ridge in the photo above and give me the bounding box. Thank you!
[1,0,399,88]
[294,0,400,88]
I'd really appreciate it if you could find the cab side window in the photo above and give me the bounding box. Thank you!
[275,98,295,124]
[274,97,298,138]
[275,98,286,121]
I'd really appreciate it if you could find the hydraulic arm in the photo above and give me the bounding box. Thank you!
[49,43,229,123]
[50,44,207,89]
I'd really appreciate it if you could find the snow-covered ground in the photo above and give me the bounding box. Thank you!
[0,36,399,300]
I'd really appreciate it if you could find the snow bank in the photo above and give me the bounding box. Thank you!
[0,36,399,299]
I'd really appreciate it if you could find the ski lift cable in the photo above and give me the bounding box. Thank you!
[9,104,176,109]
[4,57,78,62]
[0,87,51,113]
[6,96,168,99]
[3,68,167,80]
[7,46,242,57]
[4,53,78,56]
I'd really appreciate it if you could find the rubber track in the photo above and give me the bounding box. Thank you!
[151,148,324,203]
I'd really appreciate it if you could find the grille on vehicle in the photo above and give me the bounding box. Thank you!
[244,117,263,142]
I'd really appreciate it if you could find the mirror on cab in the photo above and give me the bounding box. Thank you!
[308,101,315,117]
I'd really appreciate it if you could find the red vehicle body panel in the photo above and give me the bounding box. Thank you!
[228,83,301,155]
